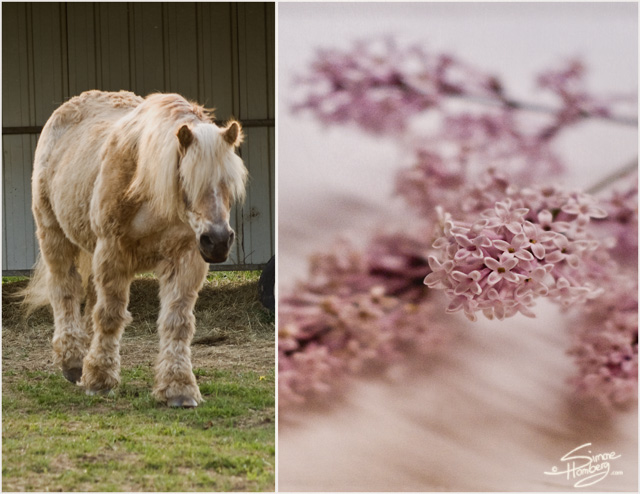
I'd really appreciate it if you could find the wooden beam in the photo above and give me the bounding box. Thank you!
[2,119,274,135]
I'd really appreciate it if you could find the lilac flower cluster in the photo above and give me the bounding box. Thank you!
[293,38,504,134]
[416,172,638,407]
[569,275,638,407]
[279,234,450,408]
[298,41,635,225]
[592,180,639,263]
[394,111,569,224]
[424,184,609,321]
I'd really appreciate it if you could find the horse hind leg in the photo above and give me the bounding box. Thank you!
[35,218,90,383]
[153,251,208,408]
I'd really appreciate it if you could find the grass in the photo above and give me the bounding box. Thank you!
[2,276,28,284]
[2,272,275,492]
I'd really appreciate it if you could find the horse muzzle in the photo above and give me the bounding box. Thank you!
[198,226,235,263]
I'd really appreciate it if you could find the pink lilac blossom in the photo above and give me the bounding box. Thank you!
[421,182,638,407]
[279,234,451,408]
[295,40,636,137]
[293,38,508,135]
[568,275,638,407]
[424,186,609,321]
[393,109,576,224]
[297,40,635,225]
[592,179,638,264]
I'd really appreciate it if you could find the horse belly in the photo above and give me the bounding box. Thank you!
[49,162,99,253]
[34,92,143,254]
[46,126,109,253]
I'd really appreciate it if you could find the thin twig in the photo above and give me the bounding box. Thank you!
[587,157,638,195]
[458,94,638,127]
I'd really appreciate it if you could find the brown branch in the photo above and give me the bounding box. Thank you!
[587,158,638,195]
[456,94,638,127]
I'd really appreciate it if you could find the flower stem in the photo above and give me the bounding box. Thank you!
[457,93,638,127]
[587,157,638,194]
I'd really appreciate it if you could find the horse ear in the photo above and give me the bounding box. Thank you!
[223,121,243,147]
[176,125,194,150]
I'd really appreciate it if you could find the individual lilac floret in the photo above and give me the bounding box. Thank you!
[425,188,609,321]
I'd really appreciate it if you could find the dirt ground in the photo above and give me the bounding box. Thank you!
[2,277,275,384]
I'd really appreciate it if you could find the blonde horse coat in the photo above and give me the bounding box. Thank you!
[27,90,247,407]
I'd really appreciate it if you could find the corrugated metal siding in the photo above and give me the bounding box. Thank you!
[1,2,275,273]
[2,135,38,272]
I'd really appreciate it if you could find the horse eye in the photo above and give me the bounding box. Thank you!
[182,191,192,209]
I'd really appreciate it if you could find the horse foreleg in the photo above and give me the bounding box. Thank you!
[153,251,208,407]
[80,240,133,394]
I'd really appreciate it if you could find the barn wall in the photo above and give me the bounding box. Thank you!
[1,2,275,273]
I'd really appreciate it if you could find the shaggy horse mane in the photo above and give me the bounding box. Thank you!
[122,93,247,220]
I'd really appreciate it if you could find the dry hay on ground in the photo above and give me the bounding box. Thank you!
[2,277,275,377]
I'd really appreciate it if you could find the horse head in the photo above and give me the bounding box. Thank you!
[176,120,248,263]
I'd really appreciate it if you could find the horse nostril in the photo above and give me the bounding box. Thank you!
[200,233,215,249]
[200,228,233,252]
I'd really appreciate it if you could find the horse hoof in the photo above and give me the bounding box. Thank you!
[168,396,198,408]
[62,367,83,384]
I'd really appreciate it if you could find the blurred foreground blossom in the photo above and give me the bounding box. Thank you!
[569,275,638,408]
[279,234,451,408]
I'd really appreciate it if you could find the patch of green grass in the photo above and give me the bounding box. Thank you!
[3,271,262,285]
[133,270,262,285]
[2,366,275,492]
[2,276,29,284]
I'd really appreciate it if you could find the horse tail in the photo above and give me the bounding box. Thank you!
[17,255,51,319]
[17,250,93,319]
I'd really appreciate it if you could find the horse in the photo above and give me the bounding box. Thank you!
[21,90,248,408]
